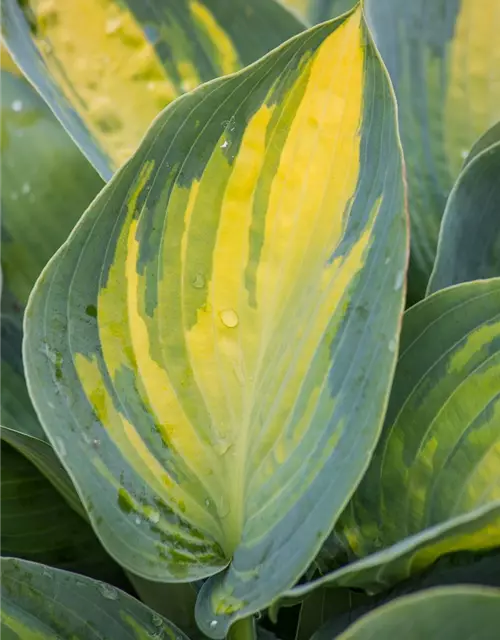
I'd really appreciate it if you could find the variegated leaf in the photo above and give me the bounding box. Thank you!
[1,0,304,178]
[24,8,407,635]
[284,279,500,600]
[1,558,188,640]
[364,0,500,301]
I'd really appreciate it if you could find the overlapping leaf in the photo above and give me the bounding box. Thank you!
[284,279,500,600]
[0,55,102,508]
[311,550,500,639]
[1,443,127,586]
[429,123,500,293]
[1,0,304,178]
[363,0,500,301]
[336,586,500,640]
[1,558,188,640]
[24,7,407,635]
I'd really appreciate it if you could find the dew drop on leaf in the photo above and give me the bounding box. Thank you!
[98,582,118,600]
[220,309,239,328]
[11,100,23,112]
[53,437,66,458]
[191,273,205,289]
[394,270,405,291]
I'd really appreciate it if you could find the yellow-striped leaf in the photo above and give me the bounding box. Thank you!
[24,9,407,635]
[364,0,500,301]
[1,0,304,179]
[337,586,500,640]
[429,123,500,293]
[285,279,500,600]
[1,558,189,640]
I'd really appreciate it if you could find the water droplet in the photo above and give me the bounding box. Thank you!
[214,438,231,456]
[205,498,212,508]
[92,438,100,449]
[144,25,160,45]
[148,509,160,524]
[135,516,142,525]
[191,273,205,289]
[460,149,468,160]
[54,437,66,458]
[384,257,391,265]
[210,621,218,630]
[85,304,97,318]
[388,339,397,353]
[220,140,229,149]
[152,613,163,627]
[11,100,23,112]
[21,182,31,194]
[220,308,239,328]
[394,270,405,291]
[98,582,118,600]
[105,17,122,34]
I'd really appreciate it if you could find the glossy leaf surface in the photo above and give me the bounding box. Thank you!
[336,586,500,640]
[2,0,304,178]
[0,558,188,640]
[286,279,500,599]
[0,55,102,505]
[24,9,407,635]
[364,0,500,300]
[429,123,500,293]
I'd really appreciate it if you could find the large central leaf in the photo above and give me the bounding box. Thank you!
[24,8,407,636]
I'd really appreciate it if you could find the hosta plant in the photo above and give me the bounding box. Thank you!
[1,0,500,638]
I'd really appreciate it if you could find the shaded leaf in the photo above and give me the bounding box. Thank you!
[364,0,500,301]
[313,548,500,638]
[0,55,103,507]
[428,123,500,293]
[0,557,189,640]
[24,7,407,637]
[335,586,500,639]
[0,442,127,587]
[2,0,304,178]
[284,279,500,600]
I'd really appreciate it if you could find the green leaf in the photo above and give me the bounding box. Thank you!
[283,279,500,600]
[279,0,357,24]
[364,0,500,301]
[428,123,500,293]
[1,0,304,179]
[0,55,103,507]
[0,557,189,640]
[24,8,407,635]
[314,548,500,638]
[1,442,128,587]
[335,586,500,640]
